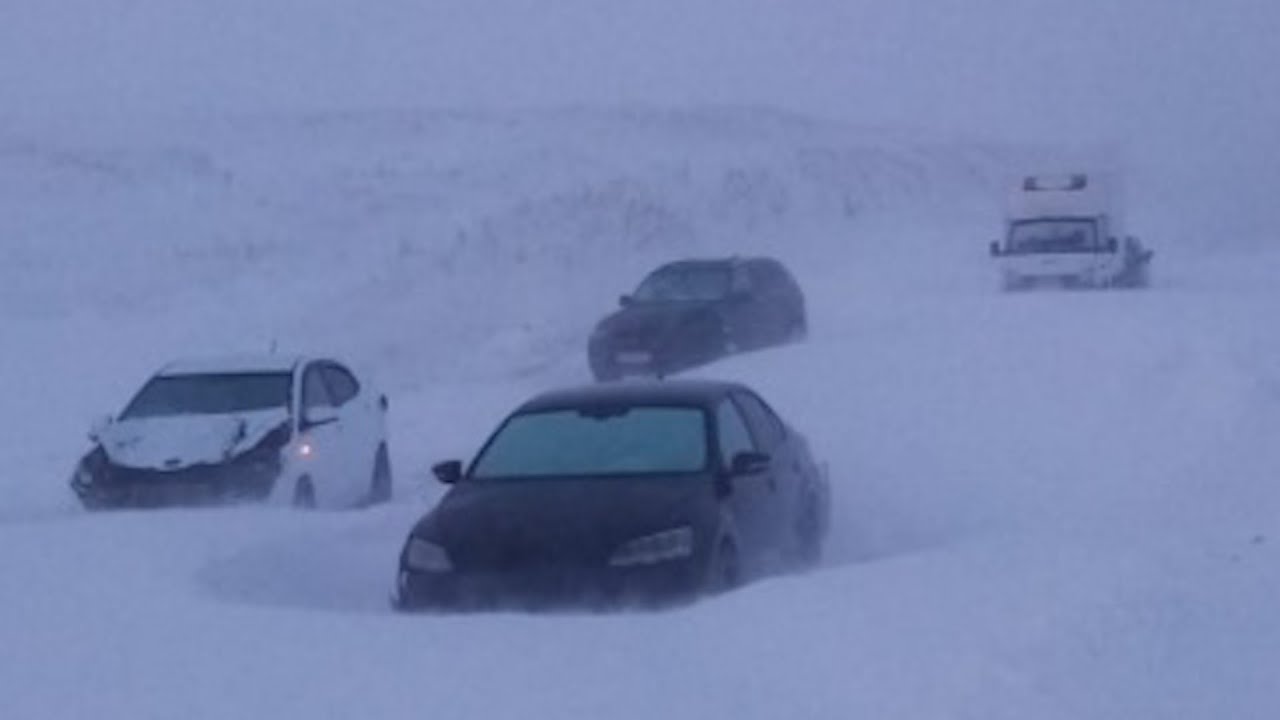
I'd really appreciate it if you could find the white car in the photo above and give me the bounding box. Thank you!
[70,355,392,509]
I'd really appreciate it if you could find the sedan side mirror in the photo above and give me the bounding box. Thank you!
[1106,237,1119,253]
[89,413,113,442]
[989,240,1001,257]
[618,294,635,308]
[730,450,771,476]
[432,460,463,485]
[301,405,340,430]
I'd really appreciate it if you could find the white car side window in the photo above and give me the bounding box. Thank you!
[321,364,360,407]
[303,367,334,409]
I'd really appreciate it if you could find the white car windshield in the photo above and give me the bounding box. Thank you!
[121,373,292,419]
[470,406,709,478]
[1006,219,1099,254]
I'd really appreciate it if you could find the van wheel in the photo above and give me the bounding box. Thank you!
[292,477,316,509]
[368,446,392,505]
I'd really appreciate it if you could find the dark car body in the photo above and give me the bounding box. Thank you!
[588,258,806,381]
[394,380,830,611]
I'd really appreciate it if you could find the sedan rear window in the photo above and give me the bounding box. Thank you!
[471,406,708,479]
[121,373,292,419]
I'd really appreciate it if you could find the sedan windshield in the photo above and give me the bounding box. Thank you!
[1006,219,1099,254]
[632,265,731,303]
[121,373,291,419]
[470,406,708,479]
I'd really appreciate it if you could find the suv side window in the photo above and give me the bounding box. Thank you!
[302,365,334,409]
[321,363,360,407]
[733,391,786,449]
[768,259,800,294]
[716,399,756,467]
[730,264,753,296]
[748,261,778,296]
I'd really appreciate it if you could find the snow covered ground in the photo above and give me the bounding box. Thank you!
[2,108,1279,720]
[4,0,1280,718]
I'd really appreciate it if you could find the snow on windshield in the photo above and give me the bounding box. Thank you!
[470,406,708,478]
[120,373,292,419]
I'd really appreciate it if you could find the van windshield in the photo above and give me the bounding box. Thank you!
[1006,219,1099,254]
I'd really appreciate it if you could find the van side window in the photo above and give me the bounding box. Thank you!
[733,391,786,449]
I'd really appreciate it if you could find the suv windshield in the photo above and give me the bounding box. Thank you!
[470,406,708,479]
[632,264,731,302]
[121,373,292,419]
[1006,219,1099,254]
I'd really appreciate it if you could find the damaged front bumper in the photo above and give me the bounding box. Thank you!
[72,453,282,509]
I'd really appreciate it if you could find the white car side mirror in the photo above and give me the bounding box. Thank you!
[301,406,340,430]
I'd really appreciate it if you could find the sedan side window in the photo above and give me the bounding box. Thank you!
[302,366,334,409]
[716,399,755,467]
[321,363,360,407]
[733,391,786,450]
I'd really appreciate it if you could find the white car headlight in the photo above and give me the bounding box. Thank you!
[609,526,694,567]
[405,538,452,572]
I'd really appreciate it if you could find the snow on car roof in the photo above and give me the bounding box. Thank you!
[520,379,751,413]
[159,354,305,376]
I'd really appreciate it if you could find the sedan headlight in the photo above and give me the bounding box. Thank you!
[404,538,452,572]
[609,526,694,567]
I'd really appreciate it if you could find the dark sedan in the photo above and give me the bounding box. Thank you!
[394,380,830,611]
[587,257,807,381]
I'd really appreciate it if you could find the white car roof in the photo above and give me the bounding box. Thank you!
[159,354,306,376]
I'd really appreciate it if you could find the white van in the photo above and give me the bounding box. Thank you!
[989,174,1152,290]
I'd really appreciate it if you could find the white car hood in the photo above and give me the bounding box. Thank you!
[100,409,290,471]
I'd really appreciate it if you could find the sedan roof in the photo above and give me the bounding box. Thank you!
[518,379,749,413]
[159,354,305,376]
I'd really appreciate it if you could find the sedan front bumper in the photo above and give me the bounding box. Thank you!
[395,560,705,612]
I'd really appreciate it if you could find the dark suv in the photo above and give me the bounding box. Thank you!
[587,257,806,381]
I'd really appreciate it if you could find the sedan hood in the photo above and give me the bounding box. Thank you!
[416,477,710,569]
[99,409,290,470]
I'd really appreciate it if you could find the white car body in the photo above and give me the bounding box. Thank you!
[76,354,391,509]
